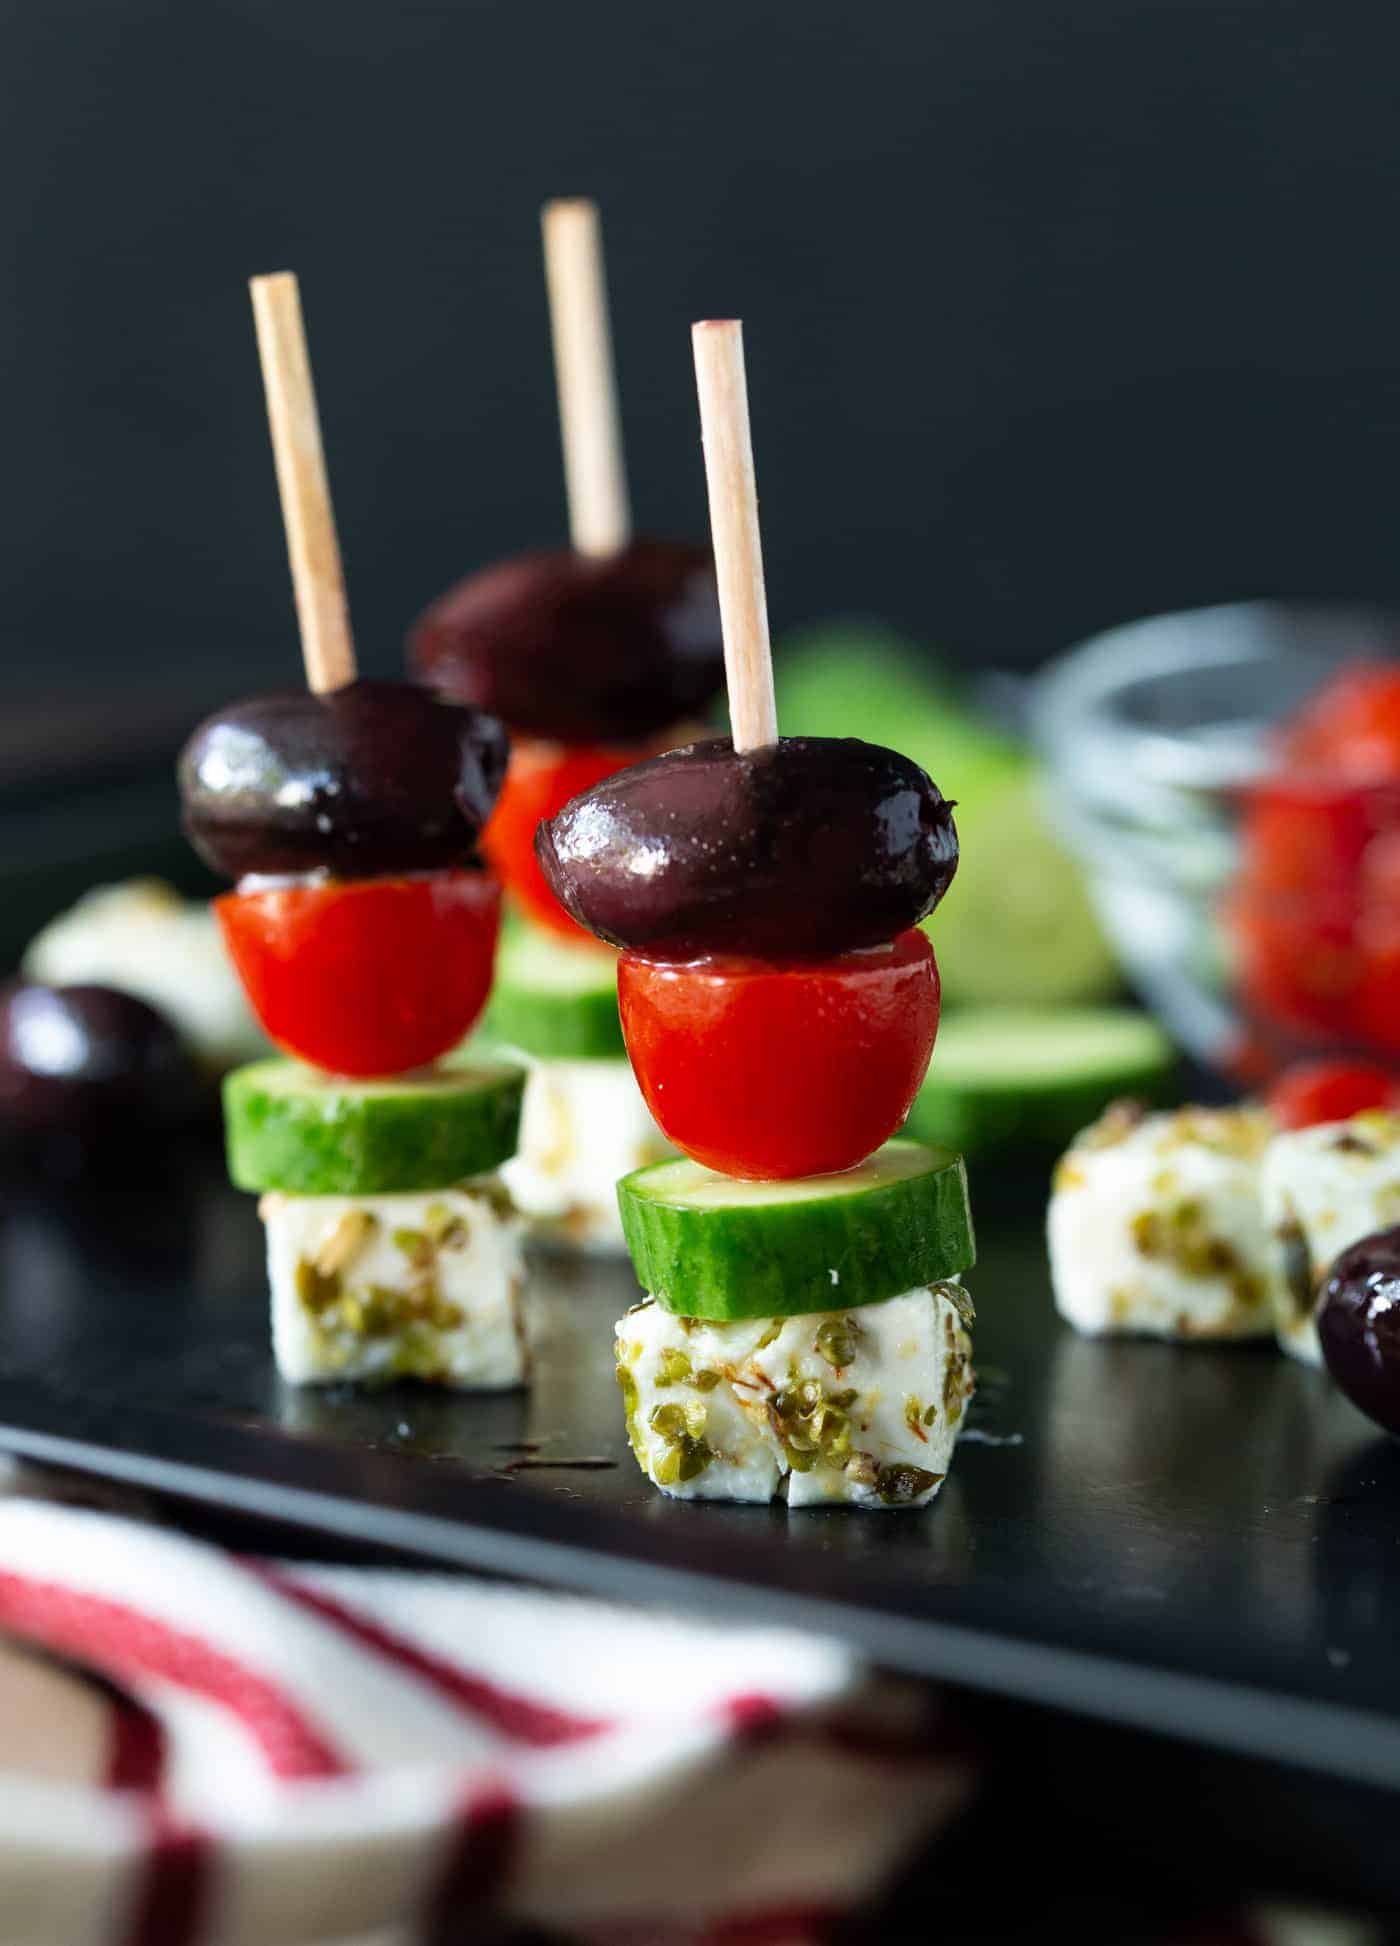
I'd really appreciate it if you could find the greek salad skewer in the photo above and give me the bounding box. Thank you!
[539,319,976,1507]
[411,202,724,1250]
[177,270,530,1391]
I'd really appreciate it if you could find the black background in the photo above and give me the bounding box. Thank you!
[5,0,1400,731]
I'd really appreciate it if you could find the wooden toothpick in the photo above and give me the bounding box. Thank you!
[691,319,777,752]
[541,198,631,558]
[249,271,356,694]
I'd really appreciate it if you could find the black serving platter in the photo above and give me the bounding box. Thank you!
[1,1153,1398,1791]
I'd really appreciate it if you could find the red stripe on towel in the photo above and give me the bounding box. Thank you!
[120,1807,213,1946]
[105,1694,167,1793]
[421,1782,520,1943]
[251,1565,610,1748]
[0,1571,349,1780]
[721,1692,787,1743]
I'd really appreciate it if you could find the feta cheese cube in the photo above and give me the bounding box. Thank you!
[614,1285,974,1508]
[1260,1113,1400,1366]
[24,879,265,1071]
[1048,1102,1277,1340]
[501,1055,671,1252]
[261,1181,527,1388]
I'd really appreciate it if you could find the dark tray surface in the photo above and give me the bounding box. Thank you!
[2,1161,1397,1787]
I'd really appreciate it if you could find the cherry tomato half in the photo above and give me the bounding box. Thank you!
[482,738,642,941]
[1268,1058,1400,1131]
[218,871,500,1077]
[618,930,940,1180]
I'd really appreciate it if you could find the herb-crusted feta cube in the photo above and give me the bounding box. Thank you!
[501,1056,671,1252]
[1048,1102,1277,1340]
[262,1181,527,1387]
[614,1285,974,1508]
[1261,1113,1400,1366]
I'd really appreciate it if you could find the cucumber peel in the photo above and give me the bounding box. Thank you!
[225,1057,524,1195]
[618,1138,975,1319]
[907,1006,1174,1158]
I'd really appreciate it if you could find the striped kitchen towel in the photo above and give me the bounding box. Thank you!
[0,1497,974,1946]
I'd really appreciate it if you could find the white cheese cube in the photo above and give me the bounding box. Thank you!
[614,1285,974,1509]
[261,1182,527,1388]
[1261,1114,1400,1366]
[501,1055,671,1252]
[1048,1102,1277,1341]
[24,879,266,1071]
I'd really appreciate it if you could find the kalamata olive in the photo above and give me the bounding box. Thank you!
[179,679,508,882]
[0,983,200,1163]
[1318,1227,1400,1435]
[536,736,959,958]
[409,540,724,744]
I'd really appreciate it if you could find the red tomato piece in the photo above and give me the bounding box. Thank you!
[1235,777,1391,906]
[218,871,500,1077]
[482,738,645,941]
[1352,928,1400,1060]
[1281,662,1400,780]
[1268,1059,1400,1130]
[618,930,940,1180]
[1226,892,1365,1047]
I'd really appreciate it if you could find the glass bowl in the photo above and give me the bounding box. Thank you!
[1030,602,1400,1077]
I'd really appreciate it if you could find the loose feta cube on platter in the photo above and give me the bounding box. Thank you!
[1048,1102,1277,1341]
[262,1180,527,1388]
[501,1054,671,1253]
[614,1285,974,1509]
[1261,1113,1400,1366]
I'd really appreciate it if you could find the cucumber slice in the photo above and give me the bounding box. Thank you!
[225,1058,525,1195]
[906,1006,1174,1158]
[776,625,1118,1006]
[618,1138,974,1319]
[482,922,624,1059]
[927,776,1119,1007]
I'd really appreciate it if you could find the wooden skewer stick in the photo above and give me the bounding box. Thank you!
[692,319,778,752]
[541,198,631,558]
[249,271,356,694]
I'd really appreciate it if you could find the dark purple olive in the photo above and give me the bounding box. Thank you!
[0,984,199,1163]
[409,540,724,744]
[1318,1227,1400,1436]
[536,736,959,958]
[179,679,508,882]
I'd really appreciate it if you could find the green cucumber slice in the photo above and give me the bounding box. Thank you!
[906,1006,1174,1158]
[776,624,1117,1006]
[927,777,1118,1007]
[618,1138,974,1319]
[224,1057,525,1195]
[482,922,624,1059]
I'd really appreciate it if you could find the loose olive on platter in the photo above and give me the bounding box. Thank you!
[409,541,723,744]
[0,983,200,1165]
[536,735,959,959]
[1318,1226,1400,1436]
[179,679,508,882]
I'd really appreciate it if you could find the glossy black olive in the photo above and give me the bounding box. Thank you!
[409,540,724,744]
[536,736,959,958]
[0,984,200,1162]
[1318,1227,1400,1436]
[179,679,508,882]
